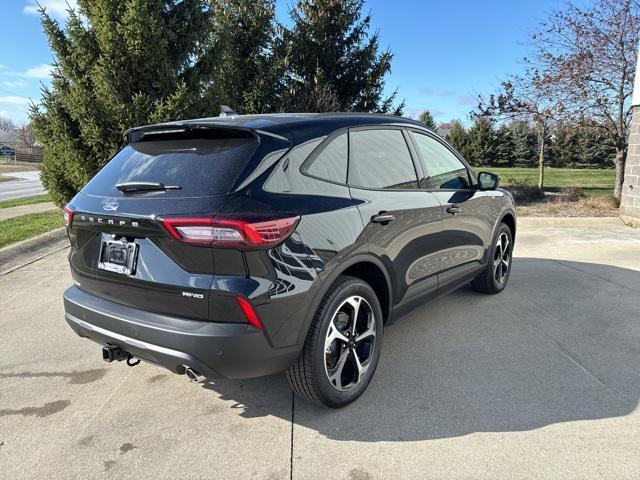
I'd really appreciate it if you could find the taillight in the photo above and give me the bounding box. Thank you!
[63,205,75,228]
[236,296,263,330]
[160,215,300,249]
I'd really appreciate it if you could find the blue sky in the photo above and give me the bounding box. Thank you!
[1,0,579,125]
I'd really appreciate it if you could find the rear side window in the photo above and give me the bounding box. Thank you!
[410,132,471,190]
[82,130,258,197]
[348,129,418,190]
[303,134,348,184]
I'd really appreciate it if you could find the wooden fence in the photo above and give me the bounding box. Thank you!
[16,147,43,163]
[0,146,43,165]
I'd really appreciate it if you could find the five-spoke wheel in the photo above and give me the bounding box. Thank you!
[493,231,511,286]
[324,295,376,391]
[287,276,384,408]
[471,222,513,294]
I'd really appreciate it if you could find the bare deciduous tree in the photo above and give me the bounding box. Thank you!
[529,0,640,200]
[16,123,37,147]
[0,117,18,133]
[477,72,566,189]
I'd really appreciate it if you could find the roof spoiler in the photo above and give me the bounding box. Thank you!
[123,122,289,144]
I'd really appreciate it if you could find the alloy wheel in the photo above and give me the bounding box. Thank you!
[493,232,511,286]
[324,295,376,392]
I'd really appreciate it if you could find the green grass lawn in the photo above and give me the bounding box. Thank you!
[0,162,41,173]
[486,167,615,196]
[0,194,52,209]
[0,210,63,249]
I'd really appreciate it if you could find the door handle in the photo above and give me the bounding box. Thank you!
[371,212,395,224]
[446,205,461,215]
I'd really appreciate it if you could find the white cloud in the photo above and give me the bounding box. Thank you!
[419,87,456,97]
[24,0,78,18]
[0,108,29,123]
[2,80,27,88]
[1,64,53,80]
[0,96,31,106]
[23,64,52,79]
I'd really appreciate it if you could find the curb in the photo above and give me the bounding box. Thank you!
[620,214,640,228]
[517,216,628,229]
[0,227,68,275]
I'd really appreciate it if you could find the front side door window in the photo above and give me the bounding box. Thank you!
[348,129,419,190]
[409,131,472,190]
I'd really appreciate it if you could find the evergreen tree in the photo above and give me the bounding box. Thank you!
[418,110,437,130]
[510,120,538,167]
[198,0,281,114]
[280,0,402,113]
[466,117,496,167]
[549,122,579,168]
[30,0,210,206]
[494,124,514,167]
[446,120,470,159]
[577,119,616,168]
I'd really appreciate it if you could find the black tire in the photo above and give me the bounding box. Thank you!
[286,275,384,408]
[471,223,513,294]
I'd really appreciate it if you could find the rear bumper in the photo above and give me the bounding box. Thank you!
[63,286,301,379]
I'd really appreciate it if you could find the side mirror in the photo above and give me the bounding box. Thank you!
[478,171,500,191]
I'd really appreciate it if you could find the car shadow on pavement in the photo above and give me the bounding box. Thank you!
[200,258,640,441]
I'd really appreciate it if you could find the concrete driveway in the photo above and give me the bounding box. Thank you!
[0,171,46,201]
[1,219,639,479]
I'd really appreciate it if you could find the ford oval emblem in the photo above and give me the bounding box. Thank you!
[102,200,119,211]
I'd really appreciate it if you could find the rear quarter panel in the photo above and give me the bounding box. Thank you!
[219,138,365,348]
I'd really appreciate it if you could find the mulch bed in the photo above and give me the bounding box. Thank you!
[516,194,619,217]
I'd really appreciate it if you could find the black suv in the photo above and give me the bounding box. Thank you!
[63,113,516,408]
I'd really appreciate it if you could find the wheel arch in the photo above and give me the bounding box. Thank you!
[341,260,392,325]
[482,209,516,266]
[500,211,516,241]
[296,254,394,345]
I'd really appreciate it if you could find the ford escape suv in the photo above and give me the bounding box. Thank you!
[63,113,516,408]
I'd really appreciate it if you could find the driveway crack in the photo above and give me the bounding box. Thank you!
[289,392,295,480]
[550,259,640,294]
[73,368,134,442]
[500,294,612,392]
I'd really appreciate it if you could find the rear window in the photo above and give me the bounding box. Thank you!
[303,134,348,184]
[82,130,258,198]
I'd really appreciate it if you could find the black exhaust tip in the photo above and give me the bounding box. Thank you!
[102,344,128,363]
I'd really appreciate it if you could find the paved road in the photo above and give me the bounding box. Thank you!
[0,171,46,201]
[1,221,639,479]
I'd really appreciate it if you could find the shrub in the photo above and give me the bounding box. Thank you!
[560,186,585,202]
[504,176,545,202]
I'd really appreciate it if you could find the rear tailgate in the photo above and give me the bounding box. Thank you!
[67,126,290,321]
[68,195,232,321]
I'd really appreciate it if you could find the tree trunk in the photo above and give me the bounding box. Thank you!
[538,124,546,190]
[613,145,627,202]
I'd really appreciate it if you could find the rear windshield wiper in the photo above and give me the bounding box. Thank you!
[115,181,181,193]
